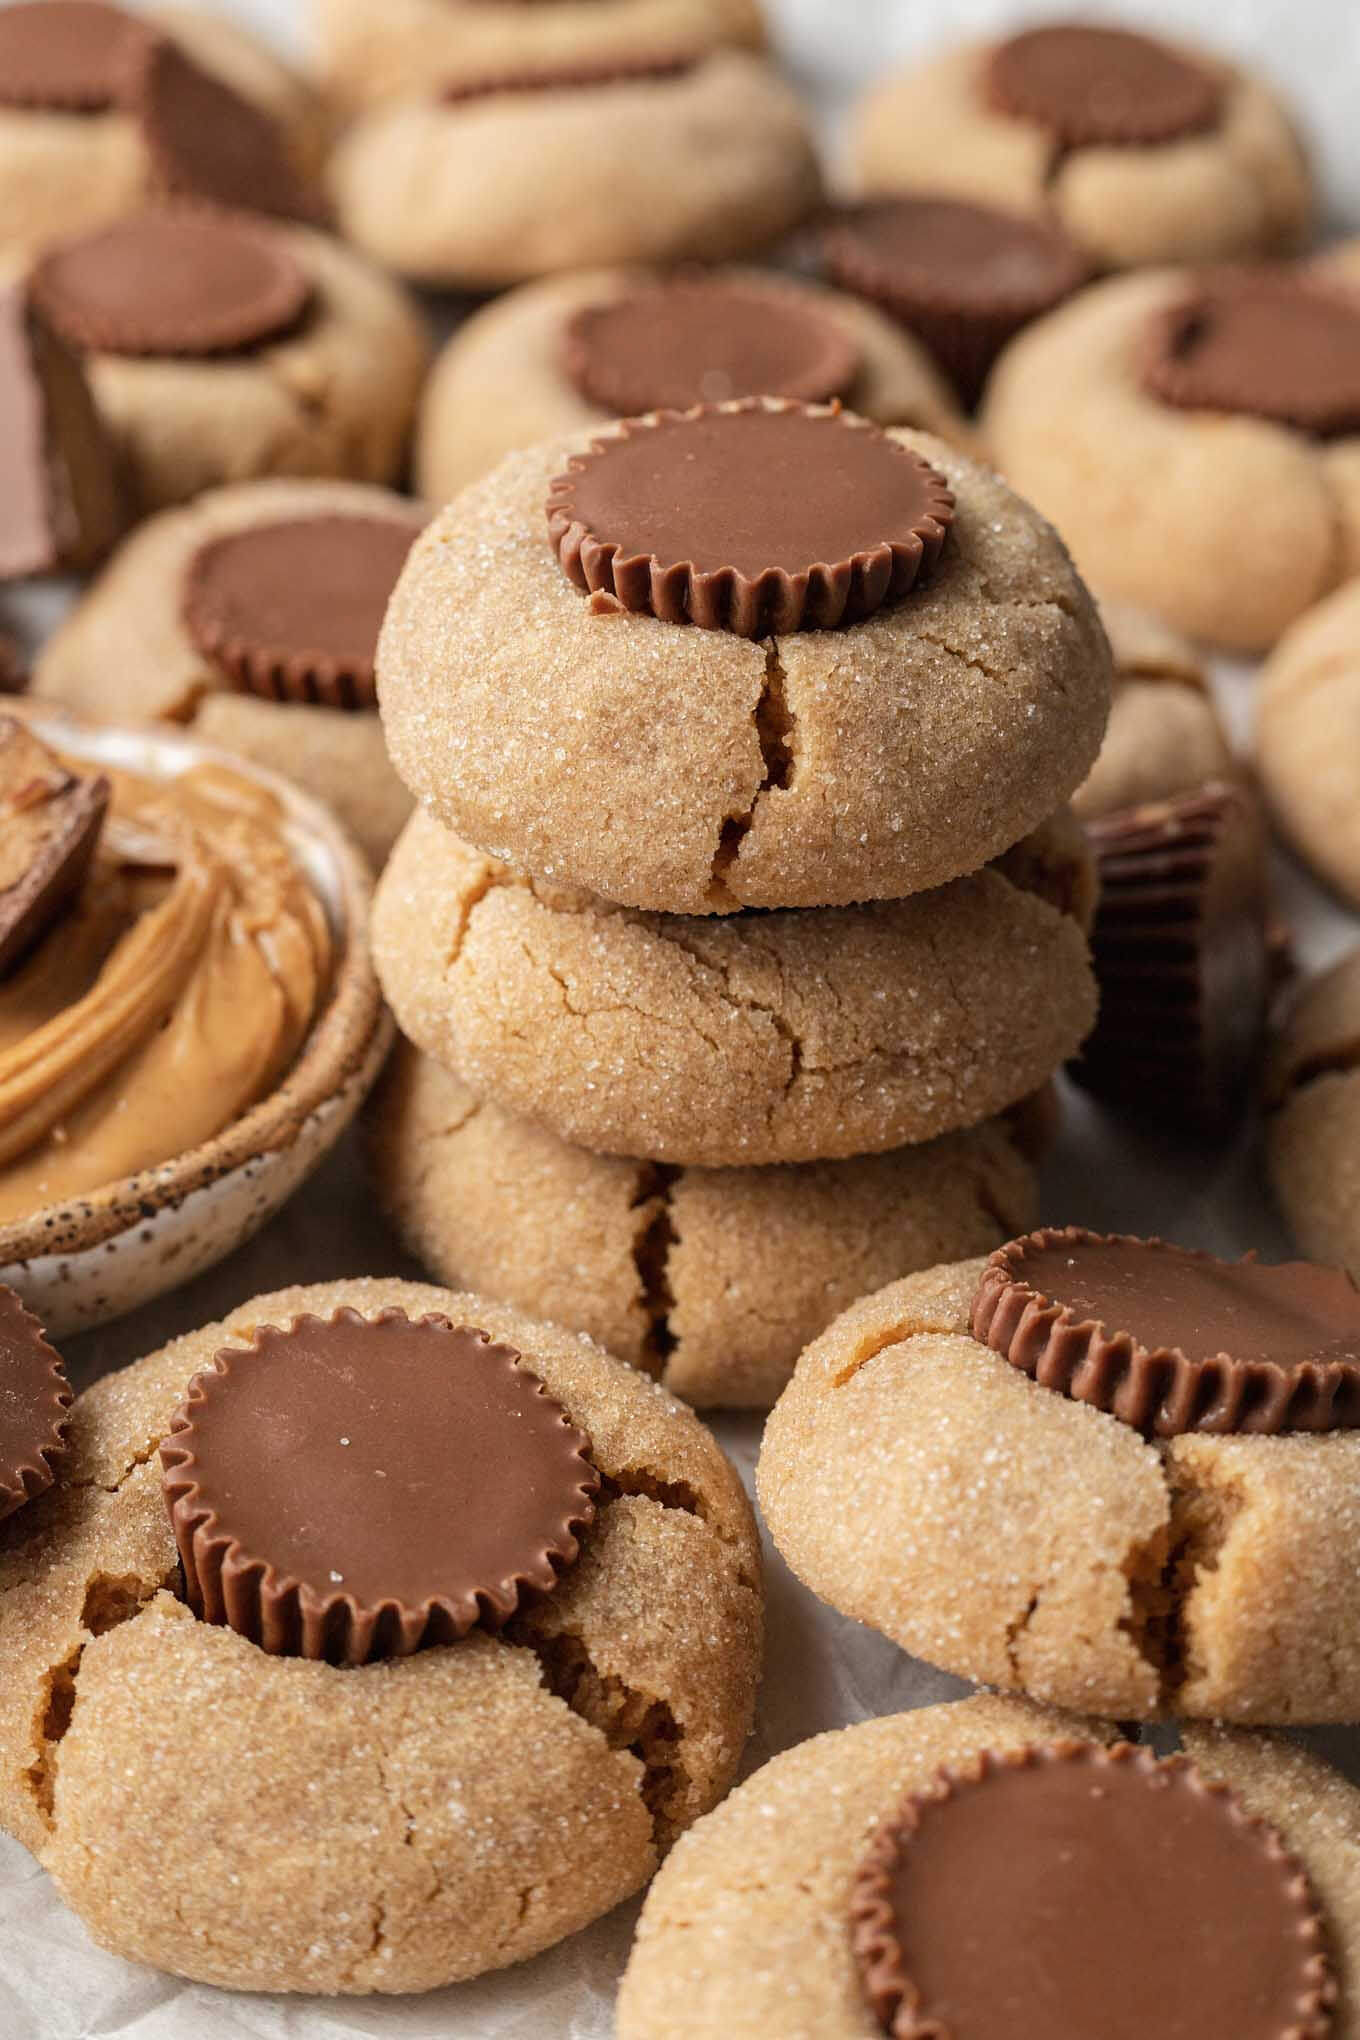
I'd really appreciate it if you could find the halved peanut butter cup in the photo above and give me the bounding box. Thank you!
[0,1285,72,1521]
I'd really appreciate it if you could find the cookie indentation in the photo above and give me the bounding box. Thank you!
[30,205,310,359]
[160,1309,599,1665]
[1144,272,1360,438]
[823,198,1089,406]
[564,279,861,417]
[0,717,109,978]
[182,512,425,710]
[972,1226,1360,1435]
[850,1741,1334,2040]
[0,1285,71,1521]
[1072,783,1269,1132]
[0,0,150,113]
[986,24,1223,148]
[131,37,321,225]
[546,400,954,636]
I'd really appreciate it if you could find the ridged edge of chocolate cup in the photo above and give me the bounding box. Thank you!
[28,204,311,360]
[160,1308,599,1666]
[546,399,955,638]
[972,1226,1360,1436]
[849,1741,1334,2040]
[822,201,1090,408]
[180,512,426,712]
[1143,271,1360,439]
[562,277,862,416]
[1071,781,1269,1131]
[0,1287,73,1522]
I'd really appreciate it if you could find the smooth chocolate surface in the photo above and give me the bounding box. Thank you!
[852,1743,1333,2040]
[161,1310,599,1665]
[564,280,860,416]
[182,512,425,710]
[30,207,310,359]
[986,23,1222,148]
[0,281,120,580]
[1145,273,1360,438]
[0,1283,71,1521]
[547,401,954,634]
[0,0,149,112]
[0,716,109,978]
[132,37,320,224]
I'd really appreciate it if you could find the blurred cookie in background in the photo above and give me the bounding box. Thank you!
[1257,577,1360,911]
[1269,947,1360,1279]
[1073,599,1234,821]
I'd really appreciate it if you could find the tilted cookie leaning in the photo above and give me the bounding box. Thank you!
[758,1229,1360,1722]
[0,1277,762,1992]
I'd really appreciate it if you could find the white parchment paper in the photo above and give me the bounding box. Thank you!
[3,3,1359,2033]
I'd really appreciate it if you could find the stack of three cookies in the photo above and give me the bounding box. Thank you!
[367,396,1113,1409]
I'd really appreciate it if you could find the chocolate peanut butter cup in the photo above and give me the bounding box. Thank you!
[0,717,109,976]
[1144,271,1360,438]
[0,281,122,579]
[1072,783,1270,1132]
[546,400,954,636]
[131,37,322,226]
[182,511,426,710]
[823,198,1089,406]
[0,1285,72,1521]
[564,278,861,417]
[30,206,310,359]
[850,1741,1333,2040]
[972,1226,1360,1436]
[0,0,152,113]
[986,24,1223,149]
[160,1310,599,1665]
[441,50,699,105]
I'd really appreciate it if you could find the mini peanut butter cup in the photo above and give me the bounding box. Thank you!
[441,49,699,105]
[563,278,861,417]
[546,400,954,636]
[1144,271,1360,439]
[30,205,310,359]
[160,1310,599,1666]
[130,36,324,226]
[1072,783,1269,1132]
[0,717,109,976]
[972,1226,1360,1436]
[850,1741,1334,2040]
[182,511,426,710]
[986,23,1223,149]
[822,197,1089,406]
[0,279,122,579]
[0,1285,72,1521]
[0,0,152,113]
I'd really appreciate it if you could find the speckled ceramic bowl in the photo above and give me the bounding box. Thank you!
[0,715,392,1336]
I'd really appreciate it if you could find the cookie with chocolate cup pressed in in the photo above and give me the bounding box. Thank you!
[27,205,430,518]
[378,412,1111,916]
[617,1697,1360,2040]
[327,52,820,292]
[1269,948,1360,1284]
[33,478,427,867]
[414,266,967,504]
[1257,578,1360,909]
[0,1276,762,1990]
[366,1042,1039,1409]
[314,0,764,110]
[0,0,326,260]
[848,25,1313,274]
[370,810,1097,1167]
[1073,598,1234,820]
[981,252,1360,652]
[758,1231,1360,1723]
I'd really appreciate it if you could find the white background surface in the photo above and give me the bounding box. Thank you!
[2,2,1359,2035]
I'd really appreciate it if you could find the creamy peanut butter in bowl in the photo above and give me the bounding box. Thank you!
[0,710,390,1335]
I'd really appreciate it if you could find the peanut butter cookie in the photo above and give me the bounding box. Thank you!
[1074,598,1233,819]
[328,53,819,291]
[982,250,1360,650]
[758,1235,1360,1723]
[1257,578,1360,907]
[1269,948,1360,1280]
[850,25,1312,273]
[618,1698,1360,2039]
[370,812,1097,1167]
[0,1276,762,1992]
[34,477,426,867]
[378,416,1110,915]
[367,1042,1038,1409]
[415,266,965,504]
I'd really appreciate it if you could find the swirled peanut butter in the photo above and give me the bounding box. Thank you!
[0,748,330,1221]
